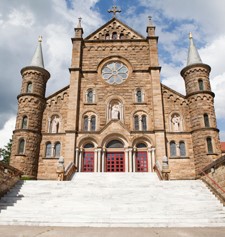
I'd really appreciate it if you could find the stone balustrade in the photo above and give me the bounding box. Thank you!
[0,161,23,197]
[199,156,225,203]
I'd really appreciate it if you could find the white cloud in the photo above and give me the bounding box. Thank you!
[0,0,225,143]
[0,116,16,149]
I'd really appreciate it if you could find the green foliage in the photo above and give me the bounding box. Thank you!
[0,139,12,164]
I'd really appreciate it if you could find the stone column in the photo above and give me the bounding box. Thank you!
[75,147,79,168]
[48,118,51,133]
[88,117,91,131]
[79,148,83,172]
[139,116,142,131]
[102,148,106,172]
[94,148,98,172]
[152,147,156,169]
[51,145,54,158]
[148,147,152,172]
[125,148,129,172]
[132,147,136,172]
[97,148,101,172]
[128,148,133,172]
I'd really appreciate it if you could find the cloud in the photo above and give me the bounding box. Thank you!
[0,0,225,145]
[0,116,16,149]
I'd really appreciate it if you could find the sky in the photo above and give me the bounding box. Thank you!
[0,0,225,148]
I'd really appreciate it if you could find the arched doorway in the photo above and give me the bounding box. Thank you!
[82,143,95,172]
[136,143,148,172]
[106,140,125,172]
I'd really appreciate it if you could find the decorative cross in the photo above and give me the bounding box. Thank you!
[108,4,121,17]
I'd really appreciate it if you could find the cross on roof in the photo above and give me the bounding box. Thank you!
[108,5,121,17]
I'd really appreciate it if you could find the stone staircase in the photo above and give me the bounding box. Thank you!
[0,173,225,227]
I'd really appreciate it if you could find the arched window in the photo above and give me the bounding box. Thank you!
[26,82,32,93]
[134,115,139,130]
[84,116,88,131]
[21,116,28,129]
[45,142,52,158]
[142,115,147,131]
[106,140,124,148]
[105,33,110,40]
[120,33,125,39]
[18,139,25,154]
[179,141,186,157]
[136,143,147,148]
[90,116,96,131]
[112,32,117,40]
[87,89,93,103]
[136,89,142,103]
[170,141,176,157]
[207,137,213,154]
[198,79,204,91]
[54,142,61,158]
[84,143,95,148]
[204,113,210,127]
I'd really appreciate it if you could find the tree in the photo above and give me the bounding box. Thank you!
[0,139,12,164]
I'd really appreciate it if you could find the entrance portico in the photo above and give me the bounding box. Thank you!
[76,138,156,173]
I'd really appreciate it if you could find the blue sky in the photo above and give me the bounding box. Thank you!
[0,0,225,148]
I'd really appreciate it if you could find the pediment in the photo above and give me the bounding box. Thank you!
[85,17,145,41]
[100,120,130,136]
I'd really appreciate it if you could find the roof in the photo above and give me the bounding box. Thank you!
[85,17,145,41]
[187,33,202,66]
[30,37,45,68]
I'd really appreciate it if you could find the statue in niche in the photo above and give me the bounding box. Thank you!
[52,116,60,133]
[112,104,120,119]
[172,115,180,132]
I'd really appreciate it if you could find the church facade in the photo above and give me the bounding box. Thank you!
[10,14,222,180]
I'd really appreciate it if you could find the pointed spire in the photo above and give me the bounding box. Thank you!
[148,16,153,26]
[187,32,202,66]
[77,17,82,28]
[30,36,45,68]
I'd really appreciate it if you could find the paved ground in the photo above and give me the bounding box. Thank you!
[0,226,225,237]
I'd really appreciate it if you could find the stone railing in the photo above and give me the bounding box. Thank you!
[0,161,23,197]
[198,156,225,204]
[63,162,77,181]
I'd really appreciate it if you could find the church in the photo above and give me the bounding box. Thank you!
[9,8,222,180]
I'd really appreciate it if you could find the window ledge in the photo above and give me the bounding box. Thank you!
[169,156,190,159]
[15,154,26,156]
[84,103,97,105]
[133,102,147,105]
[207,153,218,156]
[42,157,59,160]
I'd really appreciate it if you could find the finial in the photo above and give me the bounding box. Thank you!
[189,32,193,39]
[38,36,42,42]
[77,17,82,28]
[148,16,153,26]
[108,1,121,17]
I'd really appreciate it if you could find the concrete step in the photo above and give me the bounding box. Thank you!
[0,173,225,227]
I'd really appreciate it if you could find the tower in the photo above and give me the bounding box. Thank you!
[181,33,221,173]
[10,37,50,179]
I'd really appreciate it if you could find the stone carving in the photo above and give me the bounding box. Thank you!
[52,116,60,133]
[56,156,64,181]
[172,114,180,132]
[112,104,120,119]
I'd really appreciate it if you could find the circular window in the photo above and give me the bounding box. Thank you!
[102,62,128,84]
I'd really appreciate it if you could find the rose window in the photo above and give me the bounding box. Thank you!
[102,62,128,84]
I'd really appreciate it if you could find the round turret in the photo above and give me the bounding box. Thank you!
[10,37,50,179]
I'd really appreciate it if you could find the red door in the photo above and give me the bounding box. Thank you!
[82,152,94,172]
[136,151,148,172]
[106,152,124,172]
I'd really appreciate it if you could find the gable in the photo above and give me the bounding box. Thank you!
[85,17,145,41]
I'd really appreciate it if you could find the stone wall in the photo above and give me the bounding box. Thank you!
[0,161,23,197]
[200,156,225,202]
